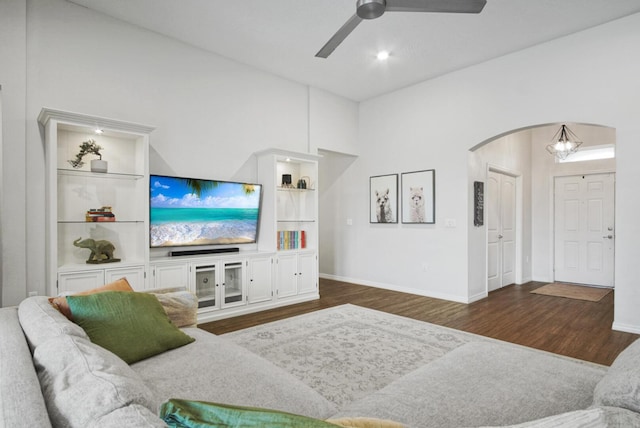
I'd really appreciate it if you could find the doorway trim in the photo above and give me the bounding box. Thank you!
[486,163,524,294]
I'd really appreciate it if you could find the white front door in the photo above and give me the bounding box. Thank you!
[487,171,516,291]
[554,173,615,287]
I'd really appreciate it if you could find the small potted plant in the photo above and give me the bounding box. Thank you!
[68,139,108,173]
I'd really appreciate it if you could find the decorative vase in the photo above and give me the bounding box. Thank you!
[90,159,108,173]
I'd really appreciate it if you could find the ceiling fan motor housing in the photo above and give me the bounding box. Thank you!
[357,0,386,19]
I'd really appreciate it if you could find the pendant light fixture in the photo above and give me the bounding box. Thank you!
[546,124,583,160]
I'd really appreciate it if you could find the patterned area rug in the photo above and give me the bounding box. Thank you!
[223,304,487,407]
[531,283,612,302]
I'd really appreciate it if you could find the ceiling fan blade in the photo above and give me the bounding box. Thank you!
[386,0,486,14]
[315,14,363,58]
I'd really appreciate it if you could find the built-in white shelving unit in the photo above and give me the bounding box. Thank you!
[256,149,320,301]
[39,108,154,295]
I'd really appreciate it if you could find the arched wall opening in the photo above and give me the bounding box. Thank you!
[467,122,616,302]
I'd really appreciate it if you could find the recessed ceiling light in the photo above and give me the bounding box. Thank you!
[95,128,104,135]
[376,51,390,61]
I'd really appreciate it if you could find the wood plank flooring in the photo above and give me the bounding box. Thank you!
[199,278,639,366]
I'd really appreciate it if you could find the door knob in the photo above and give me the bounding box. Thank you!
[603,235,613,239]
[498,234,503,239]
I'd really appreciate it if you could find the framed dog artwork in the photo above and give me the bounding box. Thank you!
[401,170,435,224]
[370,174,398,224]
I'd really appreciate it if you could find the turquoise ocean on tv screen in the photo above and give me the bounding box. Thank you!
[151,207,258,224]
[150,208,260,247]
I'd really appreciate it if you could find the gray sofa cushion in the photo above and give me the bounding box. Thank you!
[592,338,640,413]
[131,328,338,420]
[93,404,168,427]
[332,342,607,428]
[34,333,157,428]
[18,296,88,351]
[479,406,640,427]
[0,307,52,427]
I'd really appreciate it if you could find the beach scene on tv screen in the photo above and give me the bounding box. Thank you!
[150,176,261,247]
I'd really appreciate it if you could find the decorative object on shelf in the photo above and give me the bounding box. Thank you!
[369,174,398,224]
[297,176,311,189]
[281,174,292,188]
[473,181,484,227]
[68,139,108,172]
[546,124,583,160]
[401,170,436,224]
[73,237,120,264]
[85,206,116,222]
[277,230,306,250]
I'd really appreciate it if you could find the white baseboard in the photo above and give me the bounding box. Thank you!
[319,273,471,304]
[612,321,640,335]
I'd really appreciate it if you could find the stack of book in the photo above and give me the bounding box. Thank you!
[85,206,116,222]
[277,230,306,250]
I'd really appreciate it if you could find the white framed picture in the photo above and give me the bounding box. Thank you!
[370,174,398,224]
[401,170,435,224]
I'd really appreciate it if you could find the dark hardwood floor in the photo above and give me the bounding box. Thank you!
[199,278,639,366]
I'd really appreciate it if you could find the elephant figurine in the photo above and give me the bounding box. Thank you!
[73,237,120,264]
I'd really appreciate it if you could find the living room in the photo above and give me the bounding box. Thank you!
[2,0,640,337]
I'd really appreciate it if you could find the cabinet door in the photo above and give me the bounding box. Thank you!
[151,262,190,290]
[105,265,146,290]
[275,253,298,298]
[247,256,273,304]
[296,253,317,295]
[58,270,105,294]
[193,264,219,311]
[221,261,245,308]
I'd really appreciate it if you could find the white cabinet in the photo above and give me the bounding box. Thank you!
[247,255,274,304]
[58,270,105,294]
[39,108,153,296]
[191,259,246,314]
[150,262,190,289]
[58,264,146,293]
[256,149,320,303]
[275,251,317,298]
[104,265,146,291]
[296,252,318,295]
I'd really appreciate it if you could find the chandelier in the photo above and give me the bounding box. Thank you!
[546,124,583,160]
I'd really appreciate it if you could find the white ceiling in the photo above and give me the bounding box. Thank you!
[67,0,640,101]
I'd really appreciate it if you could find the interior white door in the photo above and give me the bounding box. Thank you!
[487,171,517,291]
[554,173,615,287]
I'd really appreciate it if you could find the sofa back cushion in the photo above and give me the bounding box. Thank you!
[18,296,88,351]
[33,333,158,427]
[593,338,640,413]
[145,288,198,328]
[0,307,53,427]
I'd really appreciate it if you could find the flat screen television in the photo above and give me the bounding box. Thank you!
[149,174,262,248]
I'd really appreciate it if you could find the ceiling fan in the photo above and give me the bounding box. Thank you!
[316,0,487,58]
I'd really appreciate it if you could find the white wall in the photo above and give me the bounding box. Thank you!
[0,0,27,306]
[325,13,640,331]
[0,0,358,304]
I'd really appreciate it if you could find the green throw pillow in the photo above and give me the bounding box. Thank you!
[160,399,339,428]
[67,291,195,364]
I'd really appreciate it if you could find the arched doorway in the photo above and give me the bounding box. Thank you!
[469,123,616,296]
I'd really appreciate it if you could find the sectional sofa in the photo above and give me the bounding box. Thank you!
[2,291,640,427]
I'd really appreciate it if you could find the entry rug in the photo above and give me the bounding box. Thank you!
[530,283,612,302]
[223,304,487,407]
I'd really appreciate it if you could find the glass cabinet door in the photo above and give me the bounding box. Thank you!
[195,265,217,309]
[223,262,243,305]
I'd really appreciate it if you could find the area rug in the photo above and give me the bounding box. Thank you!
[531,283,612,302]
[223,304,487,407]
